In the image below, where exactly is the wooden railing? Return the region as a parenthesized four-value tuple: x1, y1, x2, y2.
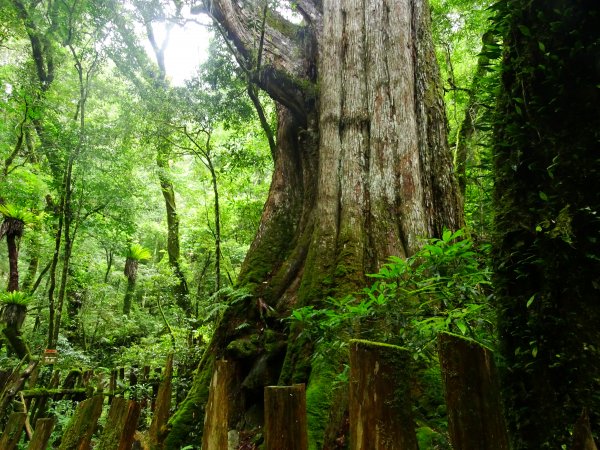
(0, 355, 175, 449)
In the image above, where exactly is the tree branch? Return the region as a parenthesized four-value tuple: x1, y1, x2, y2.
(203, 0, 314, 118)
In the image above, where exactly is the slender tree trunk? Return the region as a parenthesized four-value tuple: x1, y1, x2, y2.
(167, 1, 463, 447)
(207, 158, 221, 294)
(157, 146, 191, 314)
(123, 277, 136, 316)
(47, 190, 65, 348)
(104, 249, 113, 283)
(6, 234, 19, 292)
(21, 247, 39, 292)
(52, 159, 74, 348)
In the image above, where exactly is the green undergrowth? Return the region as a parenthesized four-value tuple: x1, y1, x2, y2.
(290, 229, 495, 448)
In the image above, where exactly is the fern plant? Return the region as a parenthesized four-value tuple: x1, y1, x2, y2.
(0, 291, 32, 306)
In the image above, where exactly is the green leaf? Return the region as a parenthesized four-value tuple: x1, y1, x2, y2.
(518, 25, 531, 36)
(526, 294, 535, 308)
(538, 41, 546, 52)
(456, 319, 468, 335)
(539, 191, 548, 201)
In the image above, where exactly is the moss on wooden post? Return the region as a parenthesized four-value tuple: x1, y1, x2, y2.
(0, 412, 26, 449)
(149, 354, 173, 450)
(97, 397, 141, 450)
(264, 384, 308, 450)
(571, 409, 598, 450)
(349, 339, 418, 450)
(201, 360, 241, 450)
(27, 418, 55, 450)
(438, 332, 509, 450)
(58, 394, 103, 450)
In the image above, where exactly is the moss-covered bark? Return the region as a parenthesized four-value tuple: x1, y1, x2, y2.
(493, 1, 600, 448)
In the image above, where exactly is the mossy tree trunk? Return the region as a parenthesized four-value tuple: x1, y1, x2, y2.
(493, 1, 600, 448)
(6, 232, 20, 292)
(157, 143, 191, 315)
(168, 0, 463, 447)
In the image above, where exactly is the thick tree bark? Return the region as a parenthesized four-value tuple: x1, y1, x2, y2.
(493, 1, 600, 448)
(168, 0, 462, 447)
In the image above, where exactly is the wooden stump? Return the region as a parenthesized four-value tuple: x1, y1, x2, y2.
(149, 354, 173, 449)
(264, 384, 308, 450)
(571, 409, 598, 450)
(0, 412, 26, 449)
(349, 339, 418, 450)
(438, 332, 509, 450)
(97, 397, 142, 450)
(27, 418, 55, 450)
(202, 360, 240, 450)
(58, 394, 104, 450)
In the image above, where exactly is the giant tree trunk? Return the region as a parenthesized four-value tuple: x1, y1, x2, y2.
(167, 0, 463, 447)
(493, 1, 600, 448)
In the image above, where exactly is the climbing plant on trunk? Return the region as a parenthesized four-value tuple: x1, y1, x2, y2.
(167, 0, 463, 447)
(493, 0, 600, 448)
(123, 243, 151, 316)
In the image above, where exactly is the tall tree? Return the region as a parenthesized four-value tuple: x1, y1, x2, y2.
(493, 0, 600, 448)
(123, 243, 151, 315)
(114, 0, 192, 315)
(168, 0, 463, 447)
(0, 203, 33, 292)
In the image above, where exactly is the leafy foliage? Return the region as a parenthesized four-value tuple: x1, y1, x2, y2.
(126, 243, 152, 262)
(291, 229, 495, 358)
(0, 290, 32, 306)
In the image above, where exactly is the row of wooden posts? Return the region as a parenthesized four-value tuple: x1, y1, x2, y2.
(203, 332, 598, 450)
(2, 333, 597, 449)
(0, 355, 175, 449)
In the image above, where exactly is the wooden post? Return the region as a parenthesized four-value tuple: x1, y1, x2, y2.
(0, 412, 26, 449)
(264, 384, 308, 450)
(571, 409, 598, 450)
(141, 366, 150, 410)
(0, 370, 11, 392)
(97, 397, 142, 450)
(148, 354, 173, 449)
(109, 369, 117, 404)
(0, 360, 38, 426)
(31, 369, 60, 424)
(58, 394, 104, 450)
(60, 370, 82, 400)
(24, 364, 40, 411)
(27, 418, 55, 450)
(349, 339, 418, 450)
(202, 360, 240, 450)
(438, 332, 510, 450)
(150, 367, 162, 413)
